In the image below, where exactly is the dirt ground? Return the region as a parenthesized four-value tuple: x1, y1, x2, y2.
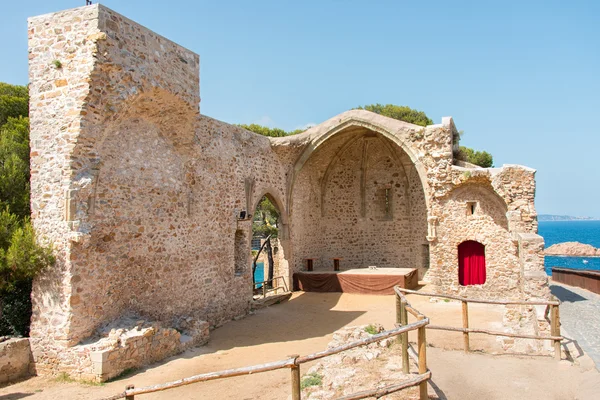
(1, 291, 599, 400)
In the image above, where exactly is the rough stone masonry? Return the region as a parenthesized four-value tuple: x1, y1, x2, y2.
(26, 4, 551, 380)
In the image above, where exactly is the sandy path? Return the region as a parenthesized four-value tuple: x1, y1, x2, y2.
(1, 291, 598, 399)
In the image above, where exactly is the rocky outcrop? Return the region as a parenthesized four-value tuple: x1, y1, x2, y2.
(301, 324, 419, 399)
(545, 242, 600, 257)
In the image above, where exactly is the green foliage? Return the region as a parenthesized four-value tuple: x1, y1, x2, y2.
(54, 371, 104, 386)
(301, 372, 323, 389)
(0, 83, 28, 127)
(364, 324, 379, 335)
(1, 221, 55, 292)
(355, 104, 433, 127)
(0, 278, 33, 336)
(0, 82, 54, 337)
(238, 123, 306, 137)
(238, 124, 288, 137)
(52, 60, 62, 69)
(455, 146, 494, 168)
(0, 117, 31, 218)
(252, 196, 280, 238)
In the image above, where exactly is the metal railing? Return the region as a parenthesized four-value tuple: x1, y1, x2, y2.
(253, 275, 289, 298)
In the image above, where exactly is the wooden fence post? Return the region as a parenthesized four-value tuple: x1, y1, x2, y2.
(395, 294, 401, 344)
(290, 355, 301, 400)
(462, 300, 470, 353)
(400, 299, 409, 374)
(551, 304, 561, 360)
(262, 283, 267, 298)
(417, 316, 428, 400)
(125, 385, 135, 400)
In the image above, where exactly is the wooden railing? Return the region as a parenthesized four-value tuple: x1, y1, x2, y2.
(395, 287, 563, 360)
(253, 275, 289, 298)
(102, 294, 431, 400)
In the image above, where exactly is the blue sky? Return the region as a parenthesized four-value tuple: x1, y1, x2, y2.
(1, 0, 599, 217)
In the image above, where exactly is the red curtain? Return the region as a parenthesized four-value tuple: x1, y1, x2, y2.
(458, 241, 486, 285)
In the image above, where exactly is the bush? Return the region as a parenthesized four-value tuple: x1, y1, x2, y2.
(0, 278, 33, 336)
(0, 219, 54, 336)
(301, 372, 323, 389)
(364, 324, 379, 335)
(355, 104, 433, 127)
(455, 146, 494, 168)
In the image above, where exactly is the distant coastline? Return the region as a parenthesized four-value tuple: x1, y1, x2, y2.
(538, 214, 599, 221)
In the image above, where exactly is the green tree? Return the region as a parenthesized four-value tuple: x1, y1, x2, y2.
(251, 196, 280, 288)
(0, 83, 29, 127)
(0, 116, 31, 218)
(0, 82, 54, 336)
(238, 123, 306, 137)
(455, 146, 494, 168)
(356, 104, 494, 167)
(355, 104, 433, 126)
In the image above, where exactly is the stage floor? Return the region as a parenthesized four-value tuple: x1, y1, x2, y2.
(293, 267, 418, 295)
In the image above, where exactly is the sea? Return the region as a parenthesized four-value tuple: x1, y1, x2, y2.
(254, 261, 265, 288)
(539, 220, 600, 275)
(252, 221, 600, 281)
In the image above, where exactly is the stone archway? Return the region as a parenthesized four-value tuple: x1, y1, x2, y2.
(250, 192, 292, 294)
(288, 124, 429, 277)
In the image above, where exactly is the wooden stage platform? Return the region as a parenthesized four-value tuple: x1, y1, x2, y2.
(293, 267, 418, 295)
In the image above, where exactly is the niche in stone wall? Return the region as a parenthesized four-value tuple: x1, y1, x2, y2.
(234, 229, 247, 275)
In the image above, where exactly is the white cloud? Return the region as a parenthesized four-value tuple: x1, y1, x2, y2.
(294, 122, 317, 131)
(253, 116, 277, 128)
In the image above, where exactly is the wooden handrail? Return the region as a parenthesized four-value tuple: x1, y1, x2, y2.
(296, 318, 428, 364)
(394, 287, 426, 318)
(395, 286, 563, 360)
(427, 325, 563, 341)
(102, 316, 430, 400)
(397, 287, 560, 306)
(101, 357, 297, 400)
(336, 371, 431, 400)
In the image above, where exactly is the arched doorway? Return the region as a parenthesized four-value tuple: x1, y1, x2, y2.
(289, 125, 429, 275)
(458, 241, 486, 286)
(251, 194, 290, 297)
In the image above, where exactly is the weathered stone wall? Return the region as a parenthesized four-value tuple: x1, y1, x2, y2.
(27, 3, 550, 378)
(428, 182, 519, 299)
(0, 338, 32, 384)
(28, 4, 290, 379)
(289, 127, 428, 275)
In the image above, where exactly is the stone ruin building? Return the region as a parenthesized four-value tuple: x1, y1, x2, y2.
(26, 4, 550, 381)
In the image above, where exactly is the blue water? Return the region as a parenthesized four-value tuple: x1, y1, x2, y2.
(538, 220, 600, 275)
(254, 261, 264, 288)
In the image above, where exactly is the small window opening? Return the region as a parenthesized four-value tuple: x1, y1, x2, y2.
(466, 201, 477, 216)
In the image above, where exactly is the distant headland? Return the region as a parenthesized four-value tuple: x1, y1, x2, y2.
(545, 241, 600, 257)
(538, 214, 599, 221)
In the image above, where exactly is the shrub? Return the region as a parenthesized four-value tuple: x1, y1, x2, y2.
(355, 104, 433, 127)
(301, 372, 323, 389)
(0, 219, 55, 336)
(364, 324, 379, 335)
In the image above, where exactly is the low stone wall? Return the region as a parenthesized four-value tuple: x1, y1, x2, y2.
(30, 315, 210, 382)
(87, 316, 209, 382)
(0, 338, 32, 384)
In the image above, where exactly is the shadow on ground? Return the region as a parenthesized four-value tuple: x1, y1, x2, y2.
(0, 393, 34, 400)
(550, 284, 587, 303)
(181, 291, 365, 358)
